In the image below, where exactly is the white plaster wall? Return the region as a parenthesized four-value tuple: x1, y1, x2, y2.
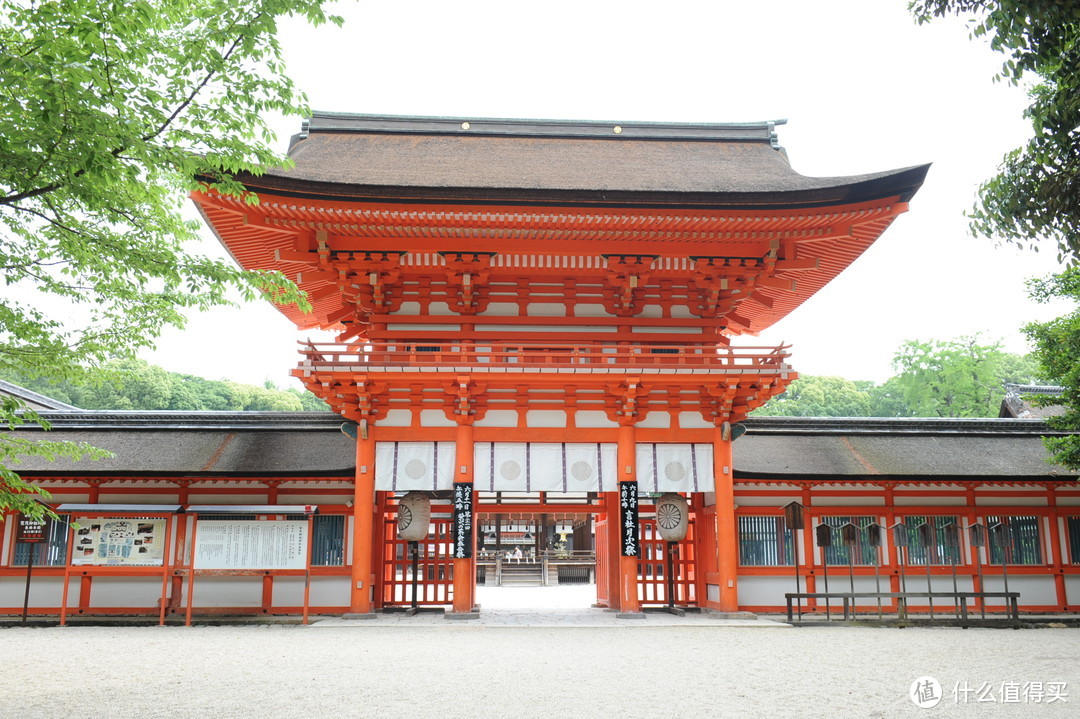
(479, 303, 518, 317)
(526, 410, 567, 428)
(571, 304, 608, 318)
(281, 495, 349, 505)
(734, 495, 802, 507)
(735, 576, 792, 607)
(392, 301, 421, 315)
(98, 493, 179, 504)
(894, 495, 966, 506)
(0, 521, 12, 567)
(187, 495, 266, 505)
(419, 409, 456, 427)
(190, 577, 263, 607)
(632, 325, 702, 334)
(1065, 576, 1080, 605)
(473, 410, 518, 428)
(526, 303, 566, 316)
(379, 409, 413, 427)
(0, 577, 74, 608)
(387, 322, 459, 331)
(635, 412, 670, 429)
(678, 412, 713, 429)
(811, 495, 886, 507)
(979, 575, 1057, 606)
(87, 578, 164, 608)
(635, 305, 663, 318)
(475, 324, 614, 334)
(272, 576, 350, 607)
(574, 411, 617, 429)
(975, 496, 1048, 507)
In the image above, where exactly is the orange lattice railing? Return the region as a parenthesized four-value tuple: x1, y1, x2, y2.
(297, 341, 792, 375)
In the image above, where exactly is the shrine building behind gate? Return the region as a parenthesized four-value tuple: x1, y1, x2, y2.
(19, 114, 1080, 619)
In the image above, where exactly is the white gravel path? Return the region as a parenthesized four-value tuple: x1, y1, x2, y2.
(1, 621, 1077, 719)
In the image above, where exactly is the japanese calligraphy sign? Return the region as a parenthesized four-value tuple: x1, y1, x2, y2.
(619, 481, 640, 557)
(16, 515, 47, 544)
(194, 520, 308, 570)
(452, 483, 474, 559)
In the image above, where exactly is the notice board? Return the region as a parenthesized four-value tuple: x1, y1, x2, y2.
(72, 518, 167, 566)
(194, 520, 308, 570)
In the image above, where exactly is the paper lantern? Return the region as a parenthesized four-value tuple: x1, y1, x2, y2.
(654, 493, 689, 542)
(397, 492, 431, 542)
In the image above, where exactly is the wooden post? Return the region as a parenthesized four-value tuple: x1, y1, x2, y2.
(713, 423, 739, 612)
(617, 423, 640, 614)
(452, 421, 476, 614)
(350, 427, 376, 614)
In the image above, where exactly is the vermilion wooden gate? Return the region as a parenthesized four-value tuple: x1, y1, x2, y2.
(379, 514, 456, 607)
(638, 517, 698, 606)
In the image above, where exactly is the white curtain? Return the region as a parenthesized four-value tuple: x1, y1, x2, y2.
(474, 443, 617, 492)
(635, 443, 713, 493)
(375, 442, 457, 491)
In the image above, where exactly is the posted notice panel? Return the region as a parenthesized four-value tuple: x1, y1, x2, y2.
(194, 520, 309, 570)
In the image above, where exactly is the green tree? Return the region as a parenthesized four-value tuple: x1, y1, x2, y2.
(0, 0, 342, 517)
(754, 376, 873, 417)
(911, 2, 1080, 260)
(1023, 268, 1080, 467)
(890, 336, 1040, 417)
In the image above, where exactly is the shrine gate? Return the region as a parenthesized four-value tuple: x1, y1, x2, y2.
(192, 113, 928, 615)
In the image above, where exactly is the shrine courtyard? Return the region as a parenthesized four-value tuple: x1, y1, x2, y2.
(1, 620, 1075, 717)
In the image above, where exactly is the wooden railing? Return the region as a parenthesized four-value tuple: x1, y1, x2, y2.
(296, 341, 793, 373)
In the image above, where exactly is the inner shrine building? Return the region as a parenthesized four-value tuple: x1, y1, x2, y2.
(191, 112, 929, 615)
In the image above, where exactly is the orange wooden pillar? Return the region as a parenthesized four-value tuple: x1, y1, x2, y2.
(617, 423, 641, 614)
(601, 490, 622, 609)
(713, 422, 739, 612)
(350, 427, 377, 614)
(452, 421, 477, 614)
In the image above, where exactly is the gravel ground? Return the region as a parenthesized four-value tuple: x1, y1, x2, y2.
(1, 622, 1077, 718)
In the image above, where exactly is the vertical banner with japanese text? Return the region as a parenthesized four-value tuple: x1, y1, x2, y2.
(619, 481, 640, 557)
(16, 515, 47, 544)
(453, 483, 474, 559)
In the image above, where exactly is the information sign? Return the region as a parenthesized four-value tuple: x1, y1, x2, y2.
(452, 483, 474, 559)
(619, 481, 640, 557)
(72, 518, 166, 566)
(194, 520, 308, 570)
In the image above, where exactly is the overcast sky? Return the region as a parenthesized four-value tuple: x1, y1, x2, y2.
(144, 0, 1070, 386)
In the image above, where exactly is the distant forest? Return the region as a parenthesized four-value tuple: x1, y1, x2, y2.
(753, 336, 1046, 418)
(2, 335, 1047, 417)
(2, 359, 329, 412)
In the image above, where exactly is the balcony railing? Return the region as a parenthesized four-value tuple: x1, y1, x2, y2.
(296, 341, 793, 375)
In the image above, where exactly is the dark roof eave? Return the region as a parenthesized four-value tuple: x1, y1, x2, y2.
(734, 472, 1080, 483)
(226, 164, 930, 211)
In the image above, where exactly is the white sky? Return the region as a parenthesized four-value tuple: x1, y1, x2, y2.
(143, 0, 1070, 386)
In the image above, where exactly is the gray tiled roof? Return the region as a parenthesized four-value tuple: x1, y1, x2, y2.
(241, 113, 930, 208)
(8, 412, 1074, 481)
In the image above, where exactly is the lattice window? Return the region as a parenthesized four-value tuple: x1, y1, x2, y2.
(1067, 517, 1080, 564)
(738, 515, 794, 566)
(900, 515, 963, 566)
(986, 515, 1043, 566)
(820, 516, 878, 566)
